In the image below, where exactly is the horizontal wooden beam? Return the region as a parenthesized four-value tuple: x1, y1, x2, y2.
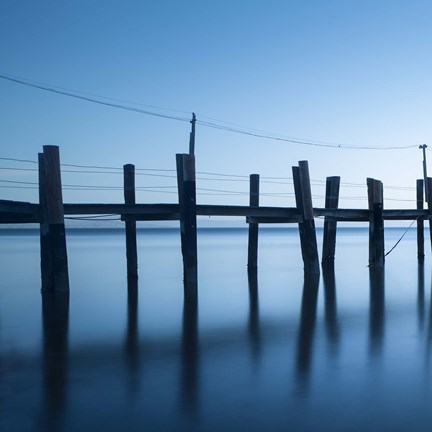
(314, 208, 368, 218)
(121, 214, 179, 221)
(63, 203, 179, 215)
(0, 199, 40, 215)
(246, 216, 301, 224)
(248, 208, 430, 224)
(1, 199, 431, 224)
(0, 213, 40, 223)
(315, 208, 429, 220)
(64, 203, 302, 218)
(197, 204, 300, 218)
(383, 209, 428, 219)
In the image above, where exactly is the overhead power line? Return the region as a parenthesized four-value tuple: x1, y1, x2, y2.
(0, 73, 190, 123)
(196, 119, 418, 150)
(0, 159, 418, 192)
(0, 157, 176, 172)
(0, 72, 420, 151)
(0, 156, 38, 164)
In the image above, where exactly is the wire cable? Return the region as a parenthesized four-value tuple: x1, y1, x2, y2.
(0, 73, 190, 123)
(196, 119, 419, 151)
(385, 217, 419, 257)
(65, 216, 121, 221)
(0, 72, 421, 151)
(0, 164, 416, 193)
(0, 156, 37, 164)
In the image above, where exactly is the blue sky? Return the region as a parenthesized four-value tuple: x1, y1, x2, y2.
(1, 0, 432, 210)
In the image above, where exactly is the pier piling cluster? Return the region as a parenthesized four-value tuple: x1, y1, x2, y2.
(1, 146, 431, 293)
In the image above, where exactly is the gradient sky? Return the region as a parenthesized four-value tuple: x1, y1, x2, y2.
(1, 0, 432, 211)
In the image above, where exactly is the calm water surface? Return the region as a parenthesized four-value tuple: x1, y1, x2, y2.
(1, 227, 432, 431)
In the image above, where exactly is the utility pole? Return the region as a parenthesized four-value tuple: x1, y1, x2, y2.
(419, 144, 428, 202)
(189, 113, 196, 156)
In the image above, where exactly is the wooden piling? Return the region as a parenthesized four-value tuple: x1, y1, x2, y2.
(39, 153, 52, 290)
(176, 153, 198, 295)
(322, 176, 340, 266)
(124, 164, 138, 280)
(247, 174, 260, 268)
(9, 146, 432, 281)
(293, 161, 320, 274)
(39, 146, 69, 291)
(417, 179, 424, 261)
(292, 167, 306, 263)
(427, 177, 432, 253)
(176, 154, 186, 258)
(367, 178, 384, 267)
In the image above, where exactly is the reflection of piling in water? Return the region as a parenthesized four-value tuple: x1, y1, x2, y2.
(125, 277, 139, 393)
(40, 291, 69, 430)
(322, 266, 339, 356)
(247, 268, 261, 363)
(418, 263, 425, 332)
(295, 273, 320, 392)
(426, 273, 432, 363)
(181, 290, 199, 414)
(369, 268, 385, 356)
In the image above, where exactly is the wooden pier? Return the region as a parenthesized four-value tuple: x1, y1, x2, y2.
(1, 145, 431, 293)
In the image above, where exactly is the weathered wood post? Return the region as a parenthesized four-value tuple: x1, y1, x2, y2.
(123, 164, 138, 280)
(39, 153, 51, 290)
(176, 153, 198, 296)
(38, 146, 69, 292)
(322, 176, 340, 266)
(427, 177, 432, 253)
(176, 154, 186, 259)
(247, 174, 260, 269)
(417, 179, 425, 261)
(367, 178, 384, 267)
(292, 161, 320, 274)
(292, 166, 307, 265)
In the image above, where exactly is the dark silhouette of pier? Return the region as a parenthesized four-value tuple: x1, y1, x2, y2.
(1, 145, 431, 295)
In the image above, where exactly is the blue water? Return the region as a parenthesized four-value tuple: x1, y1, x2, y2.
(1, 227, 432, 431)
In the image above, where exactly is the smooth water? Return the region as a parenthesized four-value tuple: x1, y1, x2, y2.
(1, 227, 432, 431)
